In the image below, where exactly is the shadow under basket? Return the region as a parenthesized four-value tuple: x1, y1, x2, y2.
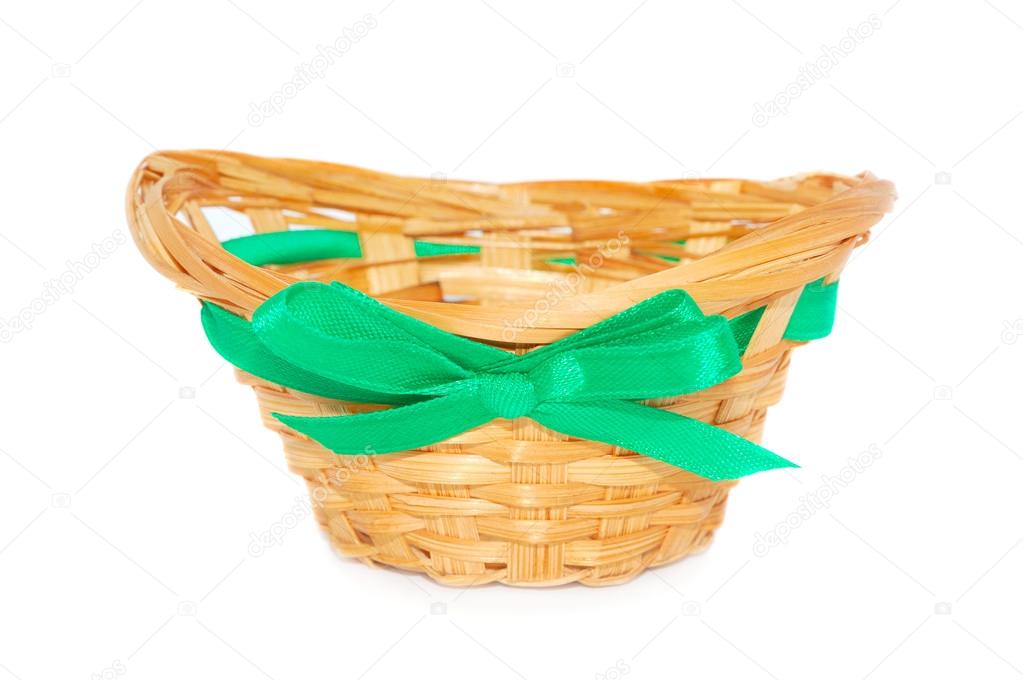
(127, 151, 894, 586)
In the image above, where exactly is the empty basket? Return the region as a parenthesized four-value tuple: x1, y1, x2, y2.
(127, 151, 893, 586)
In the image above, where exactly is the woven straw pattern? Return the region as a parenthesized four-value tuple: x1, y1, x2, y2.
(127, 150, 893, 586)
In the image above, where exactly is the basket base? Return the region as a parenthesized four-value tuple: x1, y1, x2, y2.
(304, 472, 735, 587)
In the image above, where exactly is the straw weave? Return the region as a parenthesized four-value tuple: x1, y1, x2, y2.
(127, 151, 894, 586)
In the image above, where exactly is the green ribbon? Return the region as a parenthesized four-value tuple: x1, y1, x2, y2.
(222, 229, 479, 266)
(205, 229, 838, 480)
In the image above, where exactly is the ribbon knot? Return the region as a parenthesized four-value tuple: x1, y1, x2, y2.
(199, 279, 838, 481)
(469, 372, 538, 419)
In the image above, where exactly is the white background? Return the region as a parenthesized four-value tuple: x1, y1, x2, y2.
(1, 1, 1022, 678)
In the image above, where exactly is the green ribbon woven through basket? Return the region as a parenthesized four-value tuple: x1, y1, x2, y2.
(202, 229, 839, 481)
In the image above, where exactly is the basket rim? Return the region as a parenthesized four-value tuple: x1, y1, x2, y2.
(126, 149, 895, 342)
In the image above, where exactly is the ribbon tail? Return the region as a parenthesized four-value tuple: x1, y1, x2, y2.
(273, 391, 493, 455)
(533, 401, 797, 481)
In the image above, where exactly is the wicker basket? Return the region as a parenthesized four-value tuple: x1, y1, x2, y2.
(127, 151, 894, 586)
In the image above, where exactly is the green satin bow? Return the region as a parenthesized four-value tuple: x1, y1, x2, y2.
(201, 276, 838, 481)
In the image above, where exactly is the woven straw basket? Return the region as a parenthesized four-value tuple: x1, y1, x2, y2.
(127, 151, 894, 586)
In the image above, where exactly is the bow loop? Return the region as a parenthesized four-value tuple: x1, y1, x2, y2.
(252, 282, 483, 395)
